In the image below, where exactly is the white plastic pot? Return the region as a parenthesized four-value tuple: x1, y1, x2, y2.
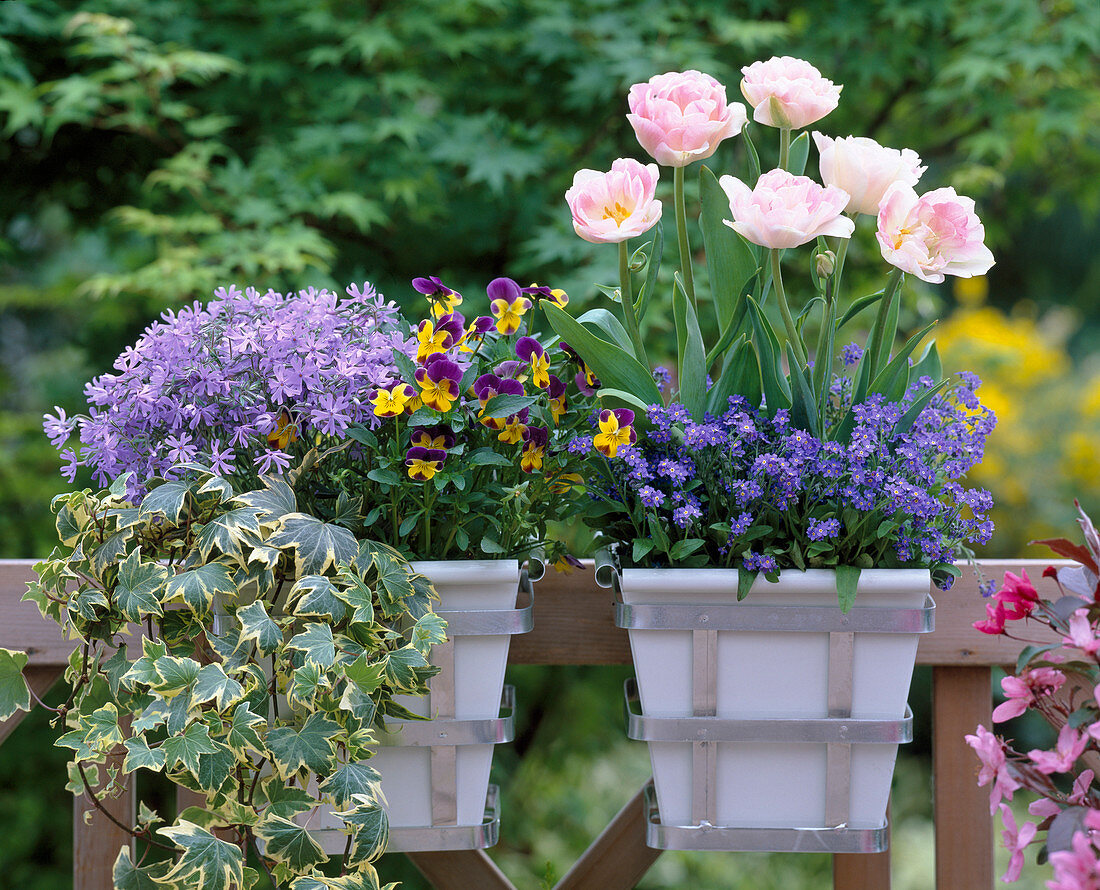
(616, 567, 931, 837)
(310, 559, 523, 849)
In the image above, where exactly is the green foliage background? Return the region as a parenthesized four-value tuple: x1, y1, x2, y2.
(1, 0, 1098, 886)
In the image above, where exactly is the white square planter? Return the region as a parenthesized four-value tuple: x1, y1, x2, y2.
(607, 566, 934, 852)
(309, 559, 531, 852)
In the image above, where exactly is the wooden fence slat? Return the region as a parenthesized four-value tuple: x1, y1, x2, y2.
(833, 805, 889, 890)
(406, 850, 517, 890)
(554, 786, 661, 890)
(74, 753, 134, 890)
(933, 666, 994, 890)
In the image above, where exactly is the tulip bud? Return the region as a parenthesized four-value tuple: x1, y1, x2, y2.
(815, 250, 836, 279)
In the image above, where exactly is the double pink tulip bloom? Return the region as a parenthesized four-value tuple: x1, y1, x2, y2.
(813, 132, 926, 216)
(876, 183, 996, 283)
(565, 158, 662, 244)
(741, 56, 841, 130)
(720, 168, 854, 250)
(627, 70, 747, 167)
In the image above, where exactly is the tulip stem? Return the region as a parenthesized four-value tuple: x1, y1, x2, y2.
(770, 248, 807, 367)
(832, 235, 850, 301)
(619, 240, 649, 367)
(779, 127, 791, 171)
(673, 165, 697, 310)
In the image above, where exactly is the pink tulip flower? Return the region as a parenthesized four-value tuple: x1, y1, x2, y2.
(740, 56, 841, 130)
(812, 132, 926, 216)
(565, 158, 662, 245)
(719, 168, 854, 250)
(876, 183, 995, 283)
(626, 70, 748, 167)
(999, 803, 1037, 883)
(1029, 724, 1088, 775)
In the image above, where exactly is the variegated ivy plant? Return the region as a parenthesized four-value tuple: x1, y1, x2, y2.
(19, 458, 446, 890)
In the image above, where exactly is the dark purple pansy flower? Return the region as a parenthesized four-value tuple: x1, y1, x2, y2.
(486, 277, 521, 303)
(415, 357, 462, 386)
(515, 336, 545, 362)
(547, 375, 566, 399)
(523, 425, 549, 449)
(474, 373, 502, 401)
(436, 311, 466, 342)
(495, 360, 526, 379)
(412, 276, 453, 296)
(521, 284, 553, 298)
(560, 342, 580, 362)
(410, 425, 457, 450)
(470, 316, 494, 334)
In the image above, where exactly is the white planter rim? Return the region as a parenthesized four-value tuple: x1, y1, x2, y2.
(617, 566, 931, 598)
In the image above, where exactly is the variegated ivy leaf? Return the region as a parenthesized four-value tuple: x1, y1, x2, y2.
(235, 475, 297, 522)
(123, 736, 167, 774)
(195, 507, 263, 563)
(290, 870, 388, 890)
(124, 637, 169, 687)
(254, 814, 328, 871)
(410, 612, 448, 657)
(333, 572, 375, 625)
(89, 529, 133, 577)
(0, 648, 31, 721)
(265, 712, 340, 777)
(267, 514, 358, 577)
(193, 743, 236, 794)
(150, 655, 200, 697)
(224, 703, 265, 757)
(70, 585, 109, 622)
(288, 661, 330, 708)
(332, 491, 363, 529)
(319, 762, 381, 808)
(102, 646, 130, 698)
(405, 571, 436, 620)
(163, 721, 221, 776)
(84, 702, 124, 752)
(260, 775, 315, 819)
(158, 820, 244, 890)
(354, 540, 404, 573)
(291, 575, 347, 622)
(381, 646, 431, 692)
(132, 700, 169, 734)
(138, 480, 192, 524)
(287, 623, 336, 668)
(197, 474, 235, 502)
(165, 563, 237, 615)
(113, 550, 169, 622)
(339, 682, 378, 728)
(334, 793, 389, 866)
(193, 663, 245, 712)
(371, 556, 414, 619)
(209, 622, 252, 674)
(112, 848, 172, 890)
(236, 600, 283, 654)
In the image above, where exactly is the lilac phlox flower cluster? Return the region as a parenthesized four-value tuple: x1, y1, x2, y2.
(45, 282, 411, 496)
(606, 374, 995, 579)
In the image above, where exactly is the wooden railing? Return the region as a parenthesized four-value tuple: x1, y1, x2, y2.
(0, 558, 1064, 890)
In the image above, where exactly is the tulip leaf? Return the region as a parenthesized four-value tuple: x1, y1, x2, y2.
(868, 320, 939, 402)
(673, 272, 708, 420)
(706, 336, 762, 416)
(746, 296, 791, 416)
(785, 342, 820, 437)
(635, 221, 663, 321)
(596, 387, 653, 414)
(543, 303, 663, 406)
(911, 339, 943, 383)
(699, 164, 758, 336)
(577, 308, 633, 353)
(743, 127, 762, 184)
(836, 289, 885, 332)
(789, 131, 810, 176)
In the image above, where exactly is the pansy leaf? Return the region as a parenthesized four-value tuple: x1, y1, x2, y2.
(157, 821, 244, 890)
(138, 480, 192, 523)
(255, 814, 328, 871)
(193, 663, 245, 712)
(112, 849, 172, 890)
(468, 447, 511, 468)
(319, 763, 382, 809)
(114, 550, 168, 622)
(236, 600, 283, 654)
(165, 563, 237, 615)
(123, 736, 167, 774)
(291, 575, 348, 622)
(265, 712, 340, 777)
(163, 721, 221, 777)
(0, 648, 30, 722)
(225, 703, 266, 757)
(268, 514, 358, 576)
(482, 393, 538, 419)
(288, 623, 336, 668)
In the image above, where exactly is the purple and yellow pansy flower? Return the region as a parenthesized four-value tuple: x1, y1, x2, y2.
(487, 277, 532, 335)
(593, 408, 636, 458)
(547, 375, 568, 424)
(405, 445, 446, 481)
(266, 407, 298, 449)
(474, 374, 524, 430)
(415, 355, 463, 412)
(515, 336, 550, 389)
(520, 425, 548, 473)
(370, 382, 415, 418)
(415, 319, 454, 363)
(413, 276, 463, 319)
(459, 316, 494, 353)
(523, 282, 569, 308)
(410, 424, 456, 450)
